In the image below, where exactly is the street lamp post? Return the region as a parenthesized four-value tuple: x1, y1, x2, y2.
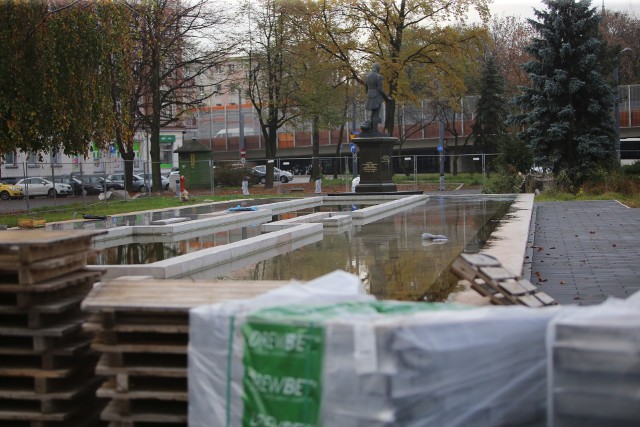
(614, 47, 632, 163)
(238, 89, 245, 163)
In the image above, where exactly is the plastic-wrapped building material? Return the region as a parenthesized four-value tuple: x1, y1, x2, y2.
(189, 270, 561, 427)
(548, 292, 640, 427)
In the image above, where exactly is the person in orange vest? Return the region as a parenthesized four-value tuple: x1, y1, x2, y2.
(180, 175, 189, 202)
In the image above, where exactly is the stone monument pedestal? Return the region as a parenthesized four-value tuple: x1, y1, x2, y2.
(354, 132, 397, 193)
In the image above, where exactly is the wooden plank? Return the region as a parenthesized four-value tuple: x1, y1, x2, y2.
(97, 378, 188, 401)
(82, 279, 291, 312)
(498, 279, 532, 296)
(0, 293, 86, 316)
(0, 376, 102, 400)
(0, 315, 84, 337)
(450, 257, 480, 282)
(478, 266, 517, 282)
(517, 279, 538, 293)
(534, 291, 557, 306)
(92, 339, 187, 355)
(0, 252, 88, 286)
(0, 330, 93, 356)
(100, 399, 187, 424)
(0, 269, 103, 295)
(517, 294, 544, 308)
(0, 230, 104, 264)
(459, 253, 502, 267)
(0, 350, 97, 376)
(95, 355, 186, 378)
(84, 320, 189, 335)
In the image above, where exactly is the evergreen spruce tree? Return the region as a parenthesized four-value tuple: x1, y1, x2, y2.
(514, 0, 616, 184)
(472, 55, 508, 155)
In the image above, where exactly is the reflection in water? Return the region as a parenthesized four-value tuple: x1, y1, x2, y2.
(89, 226, 262, 265)
(216, 196, 514, 302)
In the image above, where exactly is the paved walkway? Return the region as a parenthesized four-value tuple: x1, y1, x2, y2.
(526, 200, 640, 305)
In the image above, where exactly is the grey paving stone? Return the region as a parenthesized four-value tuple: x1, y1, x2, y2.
(529, 201, 640, 306)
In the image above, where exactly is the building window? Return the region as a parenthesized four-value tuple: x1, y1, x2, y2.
(160, 145, 173, 167)
(27, 151, 38, 167)
(3, 151, 16, 166)
(92, 147, 105, 172)
(51, 151, 62, 166)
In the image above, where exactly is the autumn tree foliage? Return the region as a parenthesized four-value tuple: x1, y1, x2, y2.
(514, 0, 616, 184)
(242, 0, 305, 188)
(600, 9, 640, 85)
(488, 15, 535, 94)
(0, 2, 120, 159)
(305, 0, 491, 136)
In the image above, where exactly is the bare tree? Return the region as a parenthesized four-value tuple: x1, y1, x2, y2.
(243, 0, 302, 188)
(116, 0, 236, 192)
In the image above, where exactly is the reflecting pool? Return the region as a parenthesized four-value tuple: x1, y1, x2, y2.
(199, 195, 515, 302)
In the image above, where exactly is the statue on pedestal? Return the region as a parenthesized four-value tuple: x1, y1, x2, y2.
(361, 63, 392, 133)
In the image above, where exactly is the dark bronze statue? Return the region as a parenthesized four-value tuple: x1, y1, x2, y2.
(361, 63, 392, 132)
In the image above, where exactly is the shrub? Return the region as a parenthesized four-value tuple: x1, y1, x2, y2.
(622, 161, 640, 176)
(484, 166, 524, 194)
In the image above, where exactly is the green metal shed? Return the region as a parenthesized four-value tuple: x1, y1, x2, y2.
(173, 138, 212, 189)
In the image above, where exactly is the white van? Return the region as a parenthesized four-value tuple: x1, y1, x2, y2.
(214, 128, 256, 138)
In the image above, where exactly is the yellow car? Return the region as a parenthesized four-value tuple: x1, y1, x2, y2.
(0, 182, 24, 200)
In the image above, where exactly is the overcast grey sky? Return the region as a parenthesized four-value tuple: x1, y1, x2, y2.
(489, 0, 639, 20)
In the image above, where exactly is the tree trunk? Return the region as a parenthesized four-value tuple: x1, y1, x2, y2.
(149, 40, 162, 193)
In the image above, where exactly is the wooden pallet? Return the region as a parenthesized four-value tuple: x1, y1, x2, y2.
(451, 253, 557, 307)
(82, 277, 292, 426)
(0, 252, 89, 286)
(0, 230, 104, 265)
(0, 231, 106, 426)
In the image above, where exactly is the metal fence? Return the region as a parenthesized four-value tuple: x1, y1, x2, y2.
(2, 153, 504, 214)
(192, 85, 640, 153)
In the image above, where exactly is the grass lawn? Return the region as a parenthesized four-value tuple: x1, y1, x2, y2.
(0, 193, 275, 229)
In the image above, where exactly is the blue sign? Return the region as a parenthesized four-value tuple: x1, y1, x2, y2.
(437, 144, 443, 153)
(350, 143, 358, 154)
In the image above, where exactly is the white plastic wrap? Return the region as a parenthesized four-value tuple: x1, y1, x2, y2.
(547, 292, 640, 427)
(189, 269, 563, 427)
(188, 270, 375, 427)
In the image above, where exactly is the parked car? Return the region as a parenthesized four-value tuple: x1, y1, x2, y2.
(82, 175, 123, 191)
(214, 165, 262, 187)
(0, 182, 24, 200)
(0, 177, 19, 185)
(107, 174, 148, 192)
(53, 176, 103, 196)
(252, 165, 294, 183)
(15, 177, 73, 198)
(140, 173, 170, 190)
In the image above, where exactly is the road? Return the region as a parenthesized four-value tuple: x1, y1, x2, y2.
(0, 175, 314, 215)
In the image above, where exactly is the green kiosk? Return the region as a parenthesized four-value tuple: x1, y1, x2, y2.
(173, 138, 212, 190)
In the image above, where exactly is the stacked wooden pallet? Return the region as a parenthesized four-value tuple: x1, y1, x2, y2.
(81, 278, 290, 427)
(0, 230, 105, 426)
(451, 252, 557, 307)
